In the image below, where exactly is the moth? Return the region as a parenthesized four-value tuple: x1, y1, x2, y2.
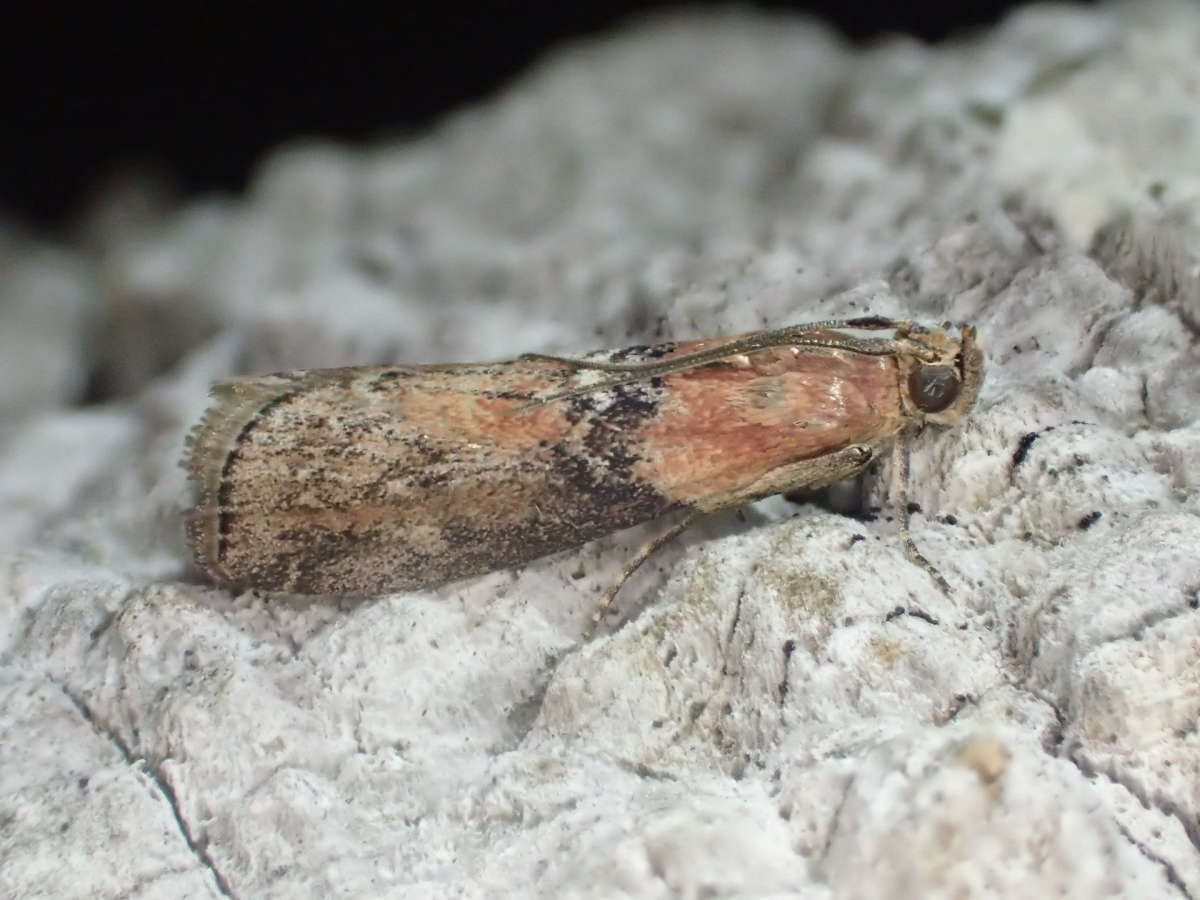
(184, 316, 983, 633)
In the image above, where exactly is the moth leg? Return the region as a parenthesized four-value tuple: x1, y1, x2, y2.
(584, 510, 701, 639)
(890, 436, 952, 594)
(585, 444, 875, 638)
(695, 444, 876, 513)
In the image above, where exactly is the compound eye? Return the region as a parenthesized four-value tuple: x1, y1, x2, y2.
(909, 365, 960, 413)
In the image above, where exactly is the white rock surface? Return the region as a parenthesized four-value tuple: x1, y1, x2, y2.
(2, 2, 1199, 898)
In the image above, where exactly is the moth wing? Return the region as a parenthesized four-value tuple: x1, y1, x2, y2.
(182, 359, 641, 594)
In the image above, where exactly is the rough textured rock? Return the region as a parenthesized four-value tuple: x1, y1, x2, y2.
(2, 2, 1198, 898)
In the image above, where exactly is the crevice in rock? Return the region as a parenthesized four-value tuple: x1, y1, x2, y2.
(1113, 820, 1195, 900)
(1122, 597, 1200, 639)
(1071, 751, 1200, 862)
(504, 658, 557, 749)
(56, 681, 237, 900)
(724, 584, 746, 661)
(814, 773, 854, 871)
(1007, 672, 1200, 888)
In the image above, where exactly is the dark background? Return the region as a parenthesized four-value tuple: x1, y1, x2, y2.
(5, 1, 1086, 230)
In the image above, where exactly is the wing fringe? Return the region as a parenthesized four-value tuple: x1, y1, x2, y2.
(182, 373, 298, 582)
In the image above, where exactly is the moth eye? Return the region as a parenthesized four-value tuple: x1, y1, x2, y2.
(909, 365, 960, 413)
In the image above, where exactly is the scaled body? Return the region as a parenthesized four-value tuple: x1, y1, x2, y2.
(185, 319, 982, 597)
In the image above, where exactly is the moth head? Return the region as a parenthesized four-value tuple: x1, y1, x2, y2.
(902, 324, 984, 427)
